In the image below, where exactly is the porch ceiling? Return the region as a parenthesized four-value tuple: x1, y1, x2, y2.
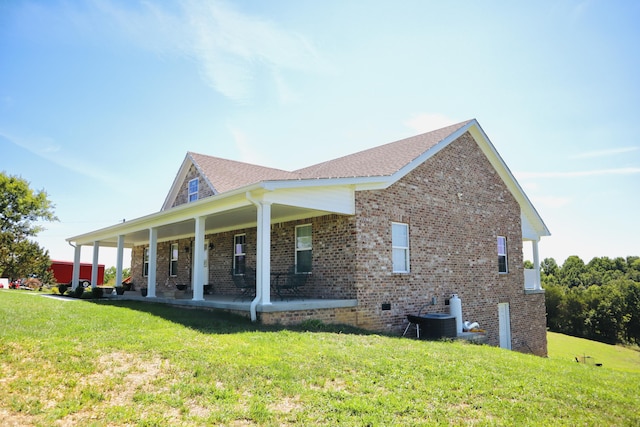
(75, 203, 331, 248)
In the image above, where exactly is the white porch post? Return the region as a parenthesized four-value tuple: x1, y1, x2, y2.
(192, 216, 205, 301)
(147, 228, 157, 298)
(115, 235, 125, 288)
(532, 239, 541, 290)
(71, 244, 81, 290)
(91, 241, 100, 289)
(256, 201, 272, 306)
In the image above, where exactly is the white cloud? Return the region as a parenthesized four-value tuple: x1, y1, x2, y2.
(516, 168, 640, 179)
(404, 113, 460, 133)
(182, 0, 327, 103)
(1, 129, 123, 187)
(571, 147, 639, 159)
(228, 126, 264, 166)
(87, 0, 326, 104)
(529, 195, 573, 208)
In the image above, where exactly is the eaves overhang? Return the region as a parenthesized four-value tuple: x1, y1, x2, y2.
(67, 179, 358, 248)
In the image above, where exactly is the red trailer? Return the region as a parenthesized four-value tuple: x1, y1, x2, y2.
(49, 260, 105, 287)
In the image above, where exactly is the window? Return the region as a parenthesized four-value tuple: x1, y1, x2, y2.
(143, 247, 149, 277)
(188, 178, 198, 202)
(233, 234, 246, 275)
(170, 243, 179, 277)
(392, 222, 410, 273)
(295, 224, 312, 273)
(497, 236, 508, 273)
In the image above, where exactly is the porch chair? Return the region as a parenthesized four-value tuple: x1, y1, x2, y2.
(275, 266, 309, 300)
(231, 267, 256, 300)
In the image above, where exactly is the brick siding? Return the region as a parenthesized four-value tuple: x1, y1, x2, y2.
(171, 164, 215, 208)
(130, 131, 547, 356)
(352, 131, 546, 355)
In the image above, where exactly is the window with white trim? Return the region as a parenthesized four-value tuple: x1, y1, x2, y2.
(295, 224, 312, 273)
(143, 247, 149, 277)
(188, 178, 198, 202)
(498, 236, 508, 273)
(170, 243, 179, 277)
(233, 234, 246, 275)
(392, 222, 410, 273)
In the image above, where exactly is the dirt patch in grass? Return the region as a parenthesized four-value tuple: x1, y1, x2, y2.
(53, 352, 170, 426)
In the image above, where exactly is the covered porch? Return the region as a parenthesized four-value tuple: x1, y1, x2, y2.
(66, 184, 359, 322)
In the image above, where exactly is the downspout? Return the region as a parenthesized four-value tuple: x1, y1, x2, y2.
(245, 192, 262, 322)
(67, 241, 80, 290)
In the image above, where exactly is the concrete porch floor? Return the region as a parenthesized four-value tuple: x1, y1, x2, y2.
(108, 291, 358, 314)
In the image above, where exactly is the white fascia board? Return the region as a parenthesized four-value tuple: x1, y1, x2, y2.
(68, 191, 252, 245)
(382, 121, 473, 189)
(161, 154, 193, 211)
(262, 185, 355, 215)
(189, 156, 218, 197)
(467, 122, 550, 239)
(262, 176, 389, 191)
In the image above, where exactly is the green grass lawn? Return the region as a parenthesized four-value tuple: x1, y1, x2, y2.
(1, 290, 639, 426)
(548, 331, 640, 373)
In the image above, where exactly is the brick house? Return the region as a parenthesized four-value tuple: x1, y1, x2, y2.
(67, 119, 550, 355)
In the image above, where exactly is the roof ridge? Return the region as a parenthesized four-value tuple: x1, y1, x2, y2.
(294, 119, 473, 179)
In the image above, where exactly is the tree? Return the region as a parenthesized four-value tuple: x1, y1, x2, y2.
(559, 256, 586, 288)
(103, 266, 131, 285)
(0, 172, 57, 280)
(540, 257, 559, 277)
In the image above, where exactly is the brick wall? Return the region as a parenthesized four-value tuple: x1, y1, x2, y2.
(352, 131, 547, 356)
(171, 164, 215, 208)
(261, 307, 358, 326)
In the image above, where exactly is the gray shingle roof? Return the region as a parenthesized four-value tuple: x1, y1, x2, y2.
(188, 153, 300, 194)
(295, 120, 471, 179)
(190, 120, 471, 194)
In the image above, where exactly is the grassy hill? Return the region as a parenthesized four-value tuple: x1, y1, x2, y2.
(548, 331, 640, 373)
(1, 290, 639, 426)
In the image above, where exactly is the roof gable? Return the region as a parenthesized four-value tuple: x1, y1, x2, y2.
(161, 152, 300, 210)
(160, 120, 549, 239)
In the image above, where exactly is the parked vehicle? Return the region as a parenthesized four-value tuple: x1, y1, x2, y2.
(49, 260, 105, 287)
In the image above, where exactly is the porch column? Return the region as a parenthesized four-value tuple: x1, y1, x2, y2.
(192, 216, 205, 301)
(115, 235, 125, 289)
(532, 239, 541, 290)
(91, 241, 100, 289)
(256, 201, 272, 305)
(147, 228, 158, 298)
(71, 244, 82, 290)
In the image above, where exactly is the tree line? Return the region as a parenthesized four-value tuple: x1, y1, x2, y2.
(0, 172, 56, 283)
(541, 255, 640, 345)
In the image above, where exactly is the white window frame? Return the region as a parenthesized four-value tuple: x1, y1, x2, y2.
(170, 243, 179, 277)
(143, 247, 149, 277)
(295, 224, 312, 273)
(233, 234, 246, 275)
(188, 178, 198, 202)
(498, 236, 508, 274)
(392, 222, 410, 273)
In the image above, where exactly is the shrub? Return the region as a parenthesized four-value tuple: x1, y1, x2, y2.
(91, 287, 104, 299)
(72, 286, 84, 298)
(57, 284, 68, 295)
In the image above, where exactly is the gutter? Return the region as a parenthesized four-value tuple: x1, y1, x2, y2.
(245, 191, 262, 322)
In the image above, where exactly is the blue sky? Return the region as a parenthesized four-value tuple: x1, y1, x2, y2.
(1, 0, 639, 269)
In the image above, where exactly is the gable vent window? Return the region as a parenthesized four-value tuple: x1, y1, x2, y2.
(497, 236, 508, 273)
(188, 178, 198, 202)
(392, 222, 410, 273)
